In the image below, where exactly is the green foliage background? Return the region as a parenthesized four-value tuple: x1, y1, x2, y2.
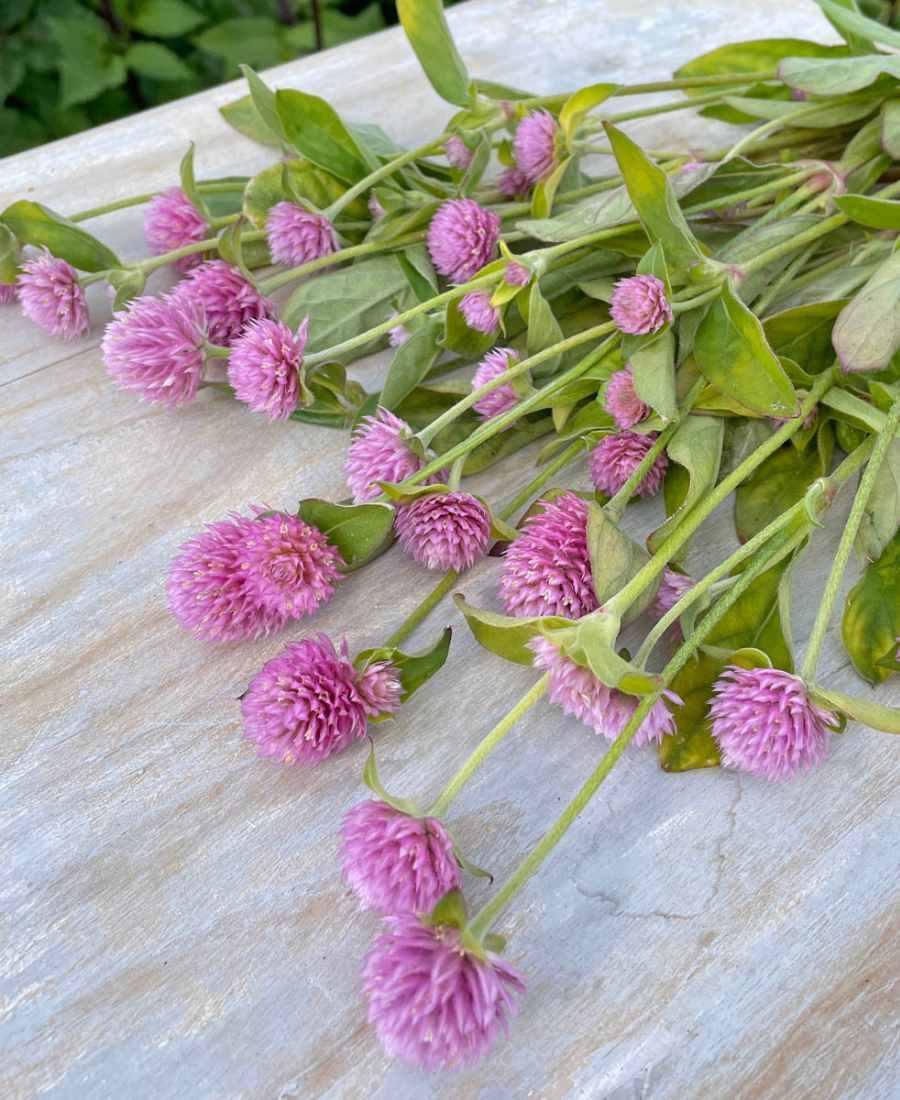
(0, 0, 438, 157)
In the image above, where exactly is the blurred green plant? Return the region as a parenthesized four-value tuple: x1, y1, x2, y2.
(0, 0, 410, 156)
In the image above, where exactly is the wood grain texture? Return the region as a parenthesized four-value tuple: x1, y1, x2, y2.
(3, 2, 898, 1098)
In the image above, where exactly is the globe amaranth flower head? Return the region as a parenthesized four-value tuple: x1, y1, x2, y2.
(102, 292, 206, 407)
(709, 665, 837, 782)
(497, 163, 532, 199)
(472, 347, 528, 426)
(445, 135, 474, 170)
(427, 198, 501, 284)
(459, 290, 499, 335)
(143, 186, 209, 273)
(387, 310, 410, 348)
(171, 259, 274, 347)
(395, 491, 491, 572)
(651, 568, 695, 638)
(499, 491, 598, 619)
(513, 109, 560, 183)
(265, 202, 339, 269)
(529, 635, 681, 745)
(166, 507, 344, 643)
(362, 911, 526, 1071)
(605, 364, 651, 430)
(17, 248, 89, 340)
(241, 634, 401, 767)
(340, 800, 460, 915)
(610, 274, 673, 336)
(227, 316, 308, 421)
(589, 431, 668, 499)
(504, 261, 531, 287)
(344, 406, 439, 503)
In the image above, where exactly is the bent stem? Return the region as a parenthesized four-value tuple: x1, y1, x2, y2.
(260, 230, 425, 295)
(428, 674, 551, 819)
(323, 138, 446, 222)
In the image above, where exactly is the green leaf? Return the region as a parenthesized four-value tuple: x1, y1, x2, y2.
(219, 95, 281, 148)
(763, 300, 849, 374)
(676, 37, 849, 88)
(722, 93, 876, 129)
(193, 18, 286, 75)
(542, 616, 660, 695)
(362, 742, 421, 815)
(856, 438, 900, 566)
(107, 266, 146, 313)
(814, 0, 876, 56)
(396, 0, 469, 107)
(443, 294, 496, 358)
(296, 499, 395, 569)
(586, 503, 654, 619)
(649, 415, 724, 556)
(778, 53, 900, 95)
(603, 122, 700, 267)
(125, 41, 192, 82)
(525, 281, 564, 373)
(812, 0, 900, 52)
(275, 89, 369, 184)
(809, 686, 900, 733)
(882, 98, 900, 159)
(132, 0, 205, 36)
(842, 523, 900, 682)
(242, 159, 360, 228)
(239, 66, 289, 147)
(531, 154, 573, 219)
(833, 251, 900, 373)
(694, 285, 799, 418)
(0, 200, 119, 272)
(428, 887, 468, 929)
(630, 326, 677, 423)
(559, 83, 618, 145)
(836, 193, 900, 230)
(453, 595, 572, 665)
(0, 224, 20, 284)
(46, 14, 127, 108)
(380, 324, 442, 410)
(178, 143, 208, 220)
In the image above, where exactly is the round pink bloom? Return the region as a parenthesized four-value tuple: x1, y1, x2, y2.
(17, 249, 89, 340)
(426, 198, 501, 284)
(513, 109, 559, 183)
(344, 407, 426, 503)
(171, 259, 274, 347)
(166, 508, 343, 643)
(143, 187, 208, 273)
(497, 164, 531, 199)
(589, 431, 668, 499)
(472, 347, 526, 425)
(387, 310, 410, 348)
(709, 666, 836, 782)
(652, 569, 695, 618)
(340, 800, 460, 915)
(504, 261, 531, 287)
(395, 492, 491, 572)
(227, 316, 308, 420)
(242, 634, 400, 767)
(368, 191, 387, 221)
(499, 491, 597, 619)
(529, 635, 680, 745)
(610, 274, 673, 336)
(102, 292, 206, 407)
(265, 201, 338, 269)
(445, 135, 474, 169)
(606, 364, 650, 429)
(0, 281, 17, 305)
(459, 290, 499, 335)
(362, 912, 526, 1071)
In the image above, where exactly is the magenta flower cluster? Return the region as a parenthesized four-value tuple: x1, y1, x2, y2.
(472, 347, 527, 425)
(344, 407, 432, 503)
(427, 198, 501, 284)
(459, 290, 499, 335)
(227, 316, 309, 420)
(513, 110, 559, 183)
(606, 364, 650, 429)
(143, 187, 208, 272)
(589, 431, 668, 499)
(395, 491, 491, 572)
(609, 274, 673, 336)
(171, 260, 273, 347)
(265, 202, 338, 269)
(17, 249, 89, 340)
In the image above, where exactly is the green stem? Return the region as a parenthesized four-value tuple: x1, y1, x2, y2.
(260, 230, 424, 295)
(428, 674, 551, 818)
(798, 395, 900, 680)
(469, 527, 796, 939)
(605, 366, 839, 618)
(497, 440, 585, 521)
(603, 88, 728, 125)
(323, 138, 446, 222)
(69, 180, 248, 223)
(514, 72, 779, 112)
(385, 570, 459, 649)
(751, 239, 821, 317)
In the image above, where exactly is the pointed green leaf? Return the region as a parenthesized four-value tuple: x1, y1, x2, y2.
(559, 83, 618, 145)
(0, 200, 120, 272)
(453, 595, 572, 665)
(396, 0, 469, 107)
(833, 251, 900, 373)
(275, 89, 370, 184)
(809, 686, 900, 734)
(836, 193, 900, 230)
(882, 98, 900, 159)
(856, 438, 900, 566)
(779, 53, 900, 95)
(842, 524, 900, 682)
(586, 503, 654, 620)
(296, 499, 395, 568)
(649, 415, 724, 556)
(428, 887, 468, 929)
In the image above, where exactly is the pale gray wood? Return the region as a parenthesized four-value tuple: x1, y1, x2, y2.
(3, 2, 897, 1098)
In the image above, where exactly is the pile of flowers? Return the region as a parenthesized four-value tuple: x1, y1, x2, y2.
(8, 0, 900, 1070)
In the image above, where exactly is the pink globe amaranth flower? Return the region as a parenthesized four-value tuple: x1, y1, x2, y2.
(362, 912, 526, 1071)
(651, 569, 695, 639)
(472, 347, 526, 425)
(445, 135, 474, 170)
(340, 800, 460, 915)
(227, 316, 308, 420)
(171, 260, 274, 347)
(426, 198, 501, 284)
(102, 292, 206, 408)
(497, 164, 531, 199)
(387, 310, 410, 348)
(344, 407, 427, 503)
(499, 491, 597, 619)
(529, 636, 680, 746)
(17, 249, 89, 340)
(0, 281, 17, 305)
(143, 187, 209, 273)
(606, 364, 650, 430)
(166, 508, 344, 643)
(265, 201, 339, 269)
(504, 261, 531, 287)
(368, 191, 387, 221)
(513, 109, 559, 183)
(242, 634, 401, 767)
(709, 666, 836, 782)
(357, 657, 404, 716)
(610, 274, 673, 336)
(395, 492, 491, 572)
(459, 290, 499, 335)
(589, 431, 668, 499)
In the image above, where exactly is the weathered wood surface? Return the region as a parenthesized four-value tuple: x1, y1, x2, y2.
(4, 2, 899, 1097)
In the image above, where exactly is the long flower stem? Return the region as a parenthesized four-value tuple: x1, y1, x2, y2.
(385, 569, 459, 649)
(497, 439, 585, 520)
(798, 395, 900, 680)
(514, 71, 779, 112)
(260, 230, 425, 295)
(324, 138, 446, 221)
(469, 527, 796, 940)
(69, 180, 248, 223)
(428, 674, 551, 818)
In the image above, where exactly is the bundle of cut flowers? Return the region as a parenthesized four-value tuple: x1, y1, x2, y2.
(9, 0, 900, 1071)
